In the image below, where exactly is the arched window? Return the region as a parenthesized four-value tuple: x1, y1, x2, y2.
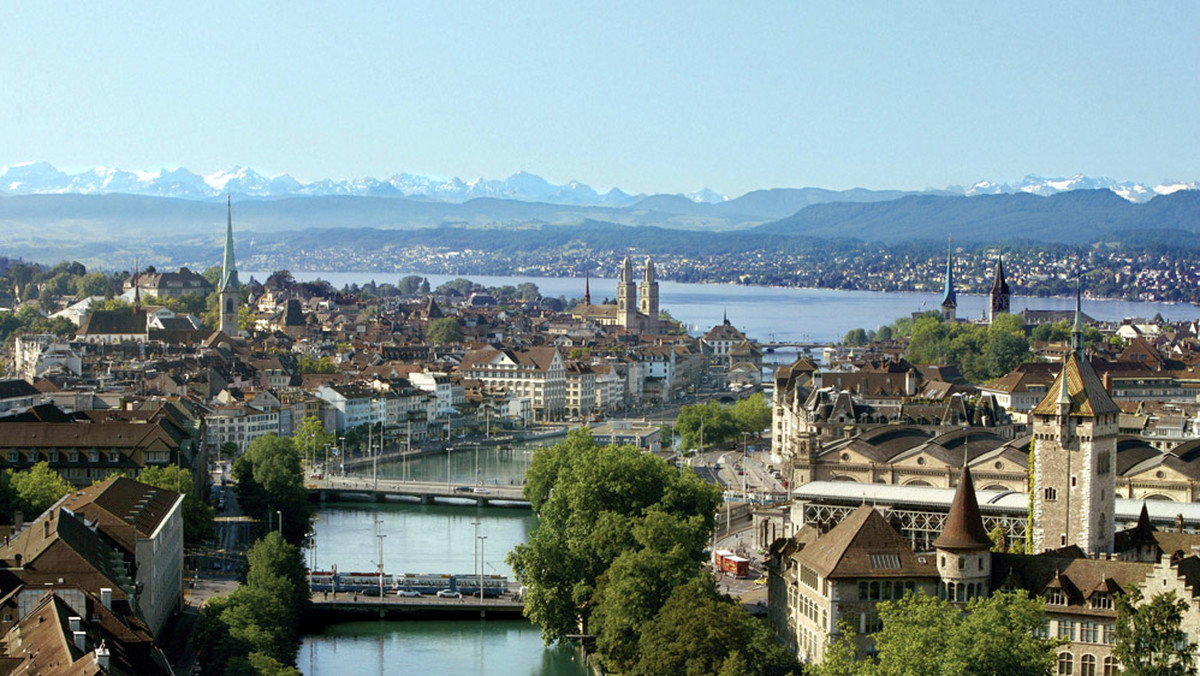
(1080, 654, 1095, 676)
(1058, 652, 1074, 675)
(1102, 656, 1116, 676)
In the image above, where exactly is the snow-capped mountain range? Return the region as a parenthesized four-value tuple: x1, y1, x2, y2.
(0, 162, 1194, 205)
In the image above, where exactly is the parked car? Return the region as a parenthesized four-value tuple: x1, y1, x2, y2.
(454, 486, 473, 492)
(397, 589, 422, 597)
(472, 487, 491, 494)
(436, 590, 462, 598)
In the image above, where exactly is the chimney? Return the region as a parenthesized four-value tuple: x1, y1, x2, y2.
(68, 616, 81, 632)
(95, 641, 110, 669)
(14, 510, 23, 531)
(73, 630, 86, 653)
(100, 588, 112, 610)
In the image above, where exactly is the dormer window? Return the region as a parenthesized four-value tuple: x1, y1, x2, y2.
(1091, 592, 1112, 610)
(1047, 589, 1067, 605)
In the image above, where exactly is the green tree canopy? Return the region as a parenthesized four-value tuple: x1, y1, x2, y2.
(818, 591, 1057, 676)
(1114, 589, 1195, 676)
(733, 393, 772, 437)
(508, 429, 722, 665)
(843, 328, 870, 347)
(436, 278, 480, 296)
(674, 400, 738, 451)
(629, 577, 799, 676)
(427, 317, 464, 343)
(233, 435, 312, 544)
(8, 462, 74, 516)
(397, 275, 424, 295)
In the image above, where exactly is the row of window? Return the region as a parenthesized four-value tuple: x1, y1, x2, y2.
(858, 579, 917, 601)
(1058, 653, 1115, 676)
(6, 450, 123, 464)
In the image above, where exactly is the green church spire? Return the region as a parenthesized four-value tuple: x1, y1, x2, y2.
(220, 194, 238, 291)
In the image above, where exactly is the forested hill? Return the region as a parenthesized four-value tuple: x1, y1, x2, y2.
(755, 189, 1200, 244)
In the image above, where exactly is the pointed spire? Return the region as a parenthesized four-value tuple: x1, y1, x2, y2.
(1071, 276, 1085, 358)
(934, 463, 993, 551)
(941, 235, 957, 312)
(723, 307, 730, 326)
(132, 258, 141, 312)
(220, 194, 239, 291)
(584, 268, 591, 305)
(990, 255, 1009, 295)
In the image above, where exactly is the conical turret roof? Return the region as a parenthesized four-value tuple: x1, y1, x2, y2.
(934, 464, 993, 551)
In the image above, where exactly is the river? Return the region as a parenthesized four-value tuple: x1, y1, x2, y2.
(245, 270, 1199, 345)
(302, 448, 589, 676)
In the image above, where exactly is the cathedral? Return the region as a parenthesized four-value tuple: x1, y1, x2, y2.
(572, 256, 661, 333)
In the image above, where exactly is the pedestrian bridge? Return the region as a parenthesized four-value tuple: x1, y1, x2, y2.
(307, 477, 531, 508)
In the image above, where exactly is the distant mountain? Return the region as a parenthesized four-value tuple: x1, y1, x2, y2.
(963, 173, 1199, 203)
(755, 189, 1200, 244)
(3, 162, 1195, 207)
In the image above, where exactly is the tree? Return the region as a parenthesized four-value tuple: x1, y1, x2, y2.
(436, 278, 479, 296)
(516, 282, 540, 301)
(875, 325, 894, 342)
(292, 416, 334, 467)
(629, 577, 800, 676)
(296, 355, 337, 374)
(733, 393, 772, 436)
(865, 591, 1056, 676)
(8, 462, 74, 515)
(1114, 589, 1195, 676)
(674, 400, 737, 451)
(843, 328, 869, 347)
(233, 435, 312, 544)
(427, 317, 464, 343)
(138, 465, 216, 545)
(397, 275, 424, 295)
(507, 430, 721, 654)
(74, 272, 111, 297)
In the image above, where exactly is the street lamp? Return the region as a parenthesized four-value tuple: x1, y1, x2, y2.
(276, 510, 283, 537)
(376, 514, 387, 599)
(471, 521, 481, 588)
(477, 535, 487, 599)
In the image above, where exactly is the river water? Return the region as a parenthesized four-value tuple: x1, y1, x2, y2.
(246, 270, 1199, 345)
(302, 448, 590, 676)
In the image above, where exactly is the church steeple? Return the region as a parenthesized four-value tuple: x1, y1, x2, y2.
(220, 194, 239, 292)
(218, 195, 240, 336)
(940, 236, 957, 322)
(583, 268, 591, 306)
(989, 255, 1010, 323)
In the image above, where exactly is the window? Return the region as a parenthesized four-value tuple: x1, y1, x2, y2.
(6, 451, 17, 463)
(1047, 589, 1067, 605)
(1102, 624, 1115, 644)
(1080, 655, 1095, 676)
(1058, 620, 1075, 640)
(1079, 622, 1097, 643)
(862, 612, 883, 634)
(1058, 652, 1074, 675)
(1045, 487, 1058, 501)
(88, 450, 99, 463)
(1103, 656, 1116, 676)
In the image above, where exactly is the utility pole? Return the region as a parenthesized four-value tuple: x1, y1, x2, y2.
(478, 535, 487, 599)
(471, 521, 481, 590)
(375, 514, 386, 599)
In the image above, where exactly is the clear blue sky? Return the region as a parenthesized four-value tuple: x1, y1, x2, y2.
(2, 2, 1197, 197)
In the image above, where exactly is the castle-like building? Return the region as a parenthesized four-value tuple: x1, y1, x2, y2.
(572, 256, 661, 333)
(768, 296, 1200, 672)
